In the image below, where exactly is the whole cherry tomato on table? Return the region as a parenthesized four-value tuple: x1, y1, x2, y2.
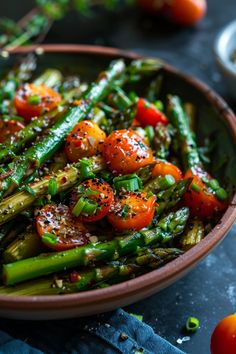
(14, 83, 61, 121)
(137, 0, 207, 26)
(211, 314, 236, 354)
(0, 119, 25, 143)
(102, 129, 154, 175)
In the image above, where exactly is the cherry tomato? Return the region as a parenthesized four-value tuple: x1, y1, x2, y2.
(137, 0, 207, 26)
(165, 0, 207, 26)
(135, 98, 169, 127)
(0, 119, 25, 143)
(108, 192, 156, 231)
(14, 83, 61, 121)
(183, 167, 227, 218)
(70, 178, 114, 223)
(36, 204, 88, 251)
(65, 120, 106, 163)
(152, 161, 183, 181)
(102, 129, 154, 175)
(211, 314, 236, 354)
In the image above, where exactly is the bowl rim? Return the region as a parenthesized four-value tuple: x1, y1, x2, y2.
(214, 19, 236, 78)
(0, 44, 236, 311)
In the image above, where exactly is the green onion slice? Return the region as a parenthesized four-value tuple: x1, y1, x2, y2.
(186, 316, 199, 333)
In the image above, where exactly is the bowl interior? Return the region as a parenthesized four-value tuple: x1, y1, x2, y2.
(3, 51, 233, 186)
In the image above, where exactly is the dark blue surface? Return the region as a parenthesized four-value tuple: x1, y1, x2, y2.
(0, 1, 236, 353)
(0, 309, 185, 354)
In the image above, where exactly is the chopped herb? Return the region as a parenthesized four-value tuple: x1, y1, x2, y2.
(42, 232, 58, 246)
(28, 94, 41, 105)
(215, 188, 228, 201)
(114, 174, 142, 192)
(48, 178, 58, 196)
(186, 316, 199, 333)
(191, 183, 201, 192)
(129, 313, 143, 321)
(121, 204, 130, 219)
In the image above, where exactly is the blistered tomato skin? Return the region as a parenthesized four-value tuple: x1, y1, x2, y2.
(108, 192, 156, 231)
(211, 314, 236, 354)
(36, 204, 88, 251)
(65, 120, 106, 162)
(152, 161, 183, 181)
(183, 167, 227, 218)
(14, 83, 61, 121)
(102, 129, 154, 175)
(135, 98, 169, 127)
(70, 178, 114, 223)
(0, 120, 25, 143)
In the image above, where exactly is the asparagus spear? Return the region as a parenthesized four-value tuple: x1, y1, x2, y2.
(0, 106, 66, 162)
(3, 229, 46, 263)
(167, 95, 201, 169)
(179, 219, 205, 250)
(0, 156, 105, 225)
(2, 207, 189, 285)
(75, 247, 183, 291)
(0, 247, 182, 296)
(0, 59, 125, 198)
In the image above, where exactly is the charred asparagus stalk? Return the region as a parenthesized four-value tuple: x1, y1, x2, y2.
(0, 156, 105, 225)
(0, 247, 182, 296)
(0, 59, 126, 198)
(179, 219, 205, 250)
(2, 207, 189, 285)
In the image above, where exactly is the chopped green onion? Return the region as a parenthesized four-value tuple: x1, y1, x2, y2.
(48, 178, 58, 196)
(186, 316, 199, 333)
(23, 185, 36, 196)
(158, 174, 175, 189)
(215, 188, 228, 201)
(208, 179, 220, 191)
(191, 183, 201, 192)
(78, 159, 95, 180)
(114, 174, 142, 192)
(154, 100, 164, 111)
(82, 200, 98, 215)
(145, 125, 155, 145)
(121, 204, 130, 219)
(72, 197, 98, 217)
(28, 94, 41, 106)
(129, 313, 143, 322)
(128, 91, 138, 102)
(72, 197, 86, 217)
(42, 232, 58, 246)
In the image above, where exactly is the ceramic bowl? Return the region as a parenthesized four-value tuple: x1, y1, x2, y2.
(0, 45, 235, 320)
(215, 20, 236, 99)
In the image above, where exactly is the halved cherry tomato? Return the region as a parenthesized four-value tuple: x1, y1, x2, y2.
(14, 83, 61, 121)
(211, 314, 236, 354)
(183, 167, 227, 218)
(135, 98, 169, 127)
(152, 161, 183, 181)
(36, 204, 88, 251)
(65, 120, 106, 163)
(108, 192, 156, 231)
(70, 178, 114, 223)
(0, 119, 25, 143)
(102, 129, 154, 175)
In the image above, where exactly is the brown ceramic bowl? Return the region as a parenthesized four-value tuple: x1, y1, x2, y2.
(0, 45, 235, 320)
